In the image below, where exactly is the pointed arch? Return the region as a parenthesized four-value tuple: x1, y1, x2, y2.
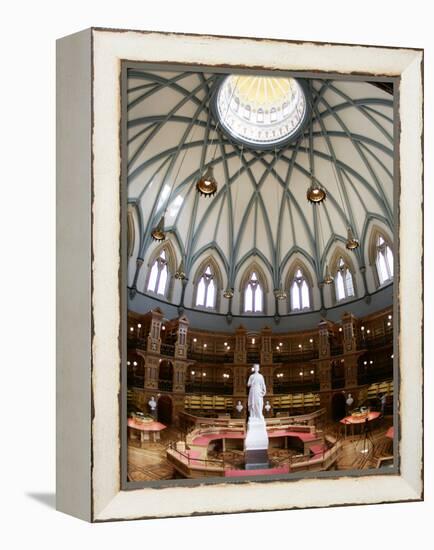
(145, 240, 177, 299)
(284, 259, 314, 313)
(239, 261, 269, 314)
(328, 246, 358, 304)
(367, 224, 394, 288)
(192, 255, 224, 311)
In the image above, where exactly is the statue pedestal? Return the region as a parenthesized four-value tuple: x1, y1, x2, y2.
(244, 417, 269, 470)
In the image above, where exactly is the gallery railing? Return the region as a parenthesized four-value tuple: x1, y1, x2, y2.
(330, 343, 344, 356)
(178, 408, 326, 433)
(272, 349, 317, 363)
(166, 442, 225, 471)
(185, 382, 233, 395)
(178, 411, 246, 433)
(273, 381, 320, 394)
(160, 343, 175, 357)
(272, 433, 343, 471)
(158, 379, 173, 392)
(331, 376, 345, 389)
(187, 350, 234, 363)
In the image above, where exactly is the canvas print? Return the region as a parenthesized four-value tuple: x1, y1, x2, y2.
(124, 66, 395, 484)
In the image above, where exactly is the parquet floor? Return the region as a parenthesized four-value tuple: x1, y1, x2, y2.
(127, 417, 394, 480)
(127, 427, 180, 481)
(335, 418, 394, 471)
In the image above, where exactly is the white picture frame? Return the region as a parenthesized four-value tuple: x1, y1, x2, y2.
(56, 27, 423, 522)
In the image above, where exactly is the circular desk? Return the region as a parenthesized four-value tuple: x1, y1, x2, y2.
(340, 411, 381, 438)
(127, 418, 166, 446)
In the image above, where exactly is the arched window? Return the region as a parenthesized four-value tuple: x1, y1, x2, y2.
(147, 250, 169, 296)
(196, 265, 216, 309)
(290, 268, 311, 311)
(335, 257, 355, 302)
(257, 108, 264, 123)
(375, 235, 393, 285)
(244, 272, 263, 313)
(270, 107, 277, 122)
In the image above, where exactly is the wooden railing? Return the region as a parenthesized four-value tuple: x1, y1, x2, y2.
(178, 408, 326, 435)
(273, 349, 318, 363)
(273, 434, 342, 472)
(166, 441, 225, 471)
(160, 343, 175, 357)
(178, 411, 245, 433)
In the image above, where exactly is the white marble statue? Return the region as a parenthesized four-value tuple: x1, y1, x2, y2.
(244, 364, 269, 465)
(148, 396, 157, 412)
(235, 400, 244, 413)
(247, 364, 266, 419)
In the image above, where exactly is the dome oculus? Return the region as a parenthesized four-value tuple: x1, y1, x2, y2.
(213, 74, 309, 150)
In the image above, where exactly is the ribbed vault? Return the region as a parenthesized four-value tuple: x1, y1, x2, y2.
(126, 68, 394, 318)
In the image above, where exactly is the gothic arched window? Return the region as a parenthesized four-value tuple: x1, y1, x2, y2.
(147, 250, 169, 296)
(195, 265, 216, 309)
(375, 235, 394, 285)
(290, 268, 311, 311)
(244, 271, 264, 313)
(335, 257, 355, 302)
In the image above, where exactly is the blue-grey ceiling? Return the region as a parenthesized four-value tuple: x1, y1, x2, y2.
(126, 69, 393, 311)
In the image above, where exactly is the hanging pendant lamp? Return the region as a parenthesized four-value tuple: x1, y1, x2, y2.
(196, 166, 218, 197)
(151, 216, 166, 241)
(274, 288, 288, 300)
(174, 260, 186, 280)
(306, 181, 326, 204)
(323, 264, 334, 285)
(345, 226, 359, 250)
(223, 288, 234, 299)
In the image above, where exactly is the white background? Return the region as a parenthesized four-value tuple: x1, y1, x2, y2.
(1, 1, 432, 548)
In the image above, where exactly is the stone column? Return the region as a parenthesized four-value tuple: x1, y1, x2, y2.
(139, 308, 163, 390)
(318, 320, 332, 414)
(233, 365, 248, 396)
(260, 326, 273, 365)
(170, 315, 190, 424)
(171, 360, 188, 425)
(140, 352, 159, 391)
(231, 326, 248, 415)
(342, 312, 359, 388)
(234, 325, 247, 364)
(147, 308, 163, 354)
(259, 327, 273, 399)
(172, 361, 187, 393)
(174, 315, 189, 360)
(260, 366, 274, 398)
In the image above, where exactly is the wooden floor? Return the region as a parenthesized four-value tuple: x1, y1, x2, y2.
(127, 427, 179, 482)
(127, 417, 394, 481)
(335, 417, 394, 471)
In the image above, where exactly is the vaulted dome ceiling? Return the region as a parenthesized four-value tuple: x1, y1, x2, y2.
(126, 68, 394, 322)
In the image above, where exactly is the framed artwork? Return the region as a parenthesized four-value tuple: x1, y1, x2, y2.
(56, 28, 423, 522)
